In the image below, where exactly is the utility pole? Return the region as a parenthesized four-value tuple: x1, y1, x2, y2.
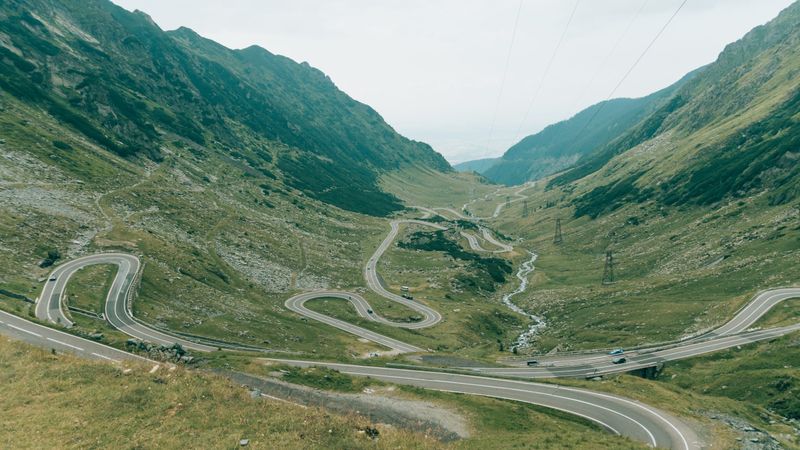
(522, 200, 529, 218)
(553, 218, 563, 244)
(602, 250, 614, 284)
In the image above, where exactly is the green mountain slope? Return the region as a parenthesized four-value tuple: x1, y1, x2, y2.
(481, 73, 695, 186)
(0, 0, 449, 216)
(0, 0, 504, 362)
(452, 157, 499, 174)
(550, 1, 800, 218)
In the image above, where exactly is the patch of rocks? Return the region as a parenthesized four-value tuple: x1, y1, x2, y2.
(215, 242, 292, 293)
(705, 412, 783, 449)
(125, 339, 196, 364)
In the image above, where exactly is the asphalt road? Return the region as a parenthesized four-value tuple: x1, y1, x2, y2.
(284, 291, 423, 353)
(0, 308, 149, 364)
(269, 359, 699, 450)
(1, 182, 796, 449)
(34, 253, 214, 352)
(468, 287, 800, 378)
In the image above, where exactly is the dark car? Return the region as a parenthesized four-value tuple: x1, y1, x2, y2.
(49, 277, 57, 281)
(612, 357, 627, 364)
(526, 360, 539, 366)
(367, 309, 373, 314)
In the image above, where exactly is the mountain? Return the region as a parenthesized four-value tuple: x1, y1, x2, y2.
(453, 157, 499, 174)
(480, 72, 697, 186)
(0, 0, 467, 357)
(553, 1, 800, 218)
(0, 0, 450, 216)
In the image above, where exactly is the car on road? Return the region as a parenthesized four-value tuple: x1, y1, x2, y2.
(609, 348, 624, 355)
(367, 309, 373, 314)
(49, 277, 57, 281)
(612, 357, 627, 364)
(526, 360, 539, 366)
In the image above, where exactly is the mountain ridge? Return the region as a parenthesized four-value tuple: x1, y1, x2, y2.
(0, 0, 450, 216)
(472, 69, 699, 185)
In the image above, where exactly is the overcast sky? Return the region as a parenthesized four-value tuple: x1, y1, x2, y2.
(114, 0, 795, 164)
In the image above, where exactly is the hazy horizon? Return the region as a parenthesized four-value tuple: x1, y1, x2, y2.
(113, 0, 795, 164)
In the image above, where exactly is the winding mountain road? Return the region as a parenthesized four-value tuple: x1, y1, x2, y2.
(34, 253, 214, 352)
(2, 184, 797, 449)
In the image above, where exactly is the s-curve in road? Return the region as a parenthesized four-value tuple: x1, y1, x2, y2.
(283, 219, 447, 353)
(268, 359, 700, 450)
(285, 291, 422, 353)
(35, 253, 214, 352)
(363, 219, 445, 328)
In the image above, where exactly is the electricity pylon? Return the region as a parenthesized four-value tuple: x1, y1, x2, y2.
(553, 218, 563, 244)
(602, 250, 614, 284)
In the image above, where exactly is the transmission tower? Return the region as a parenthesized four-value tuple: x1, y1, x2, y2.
(602, 250, 614, 284)
(553, 218, 563, 244)
(522, 200, 529, 218)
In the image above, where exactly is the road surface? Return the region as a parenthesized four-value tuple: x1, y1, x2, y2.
(34, 253, 214, 352)
(0, 308, 148, 364)
(2, 183, 796, 449)
(269, 359, 699, 450)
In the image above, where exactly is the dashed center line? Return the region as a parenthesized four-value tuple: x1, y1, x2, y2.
(46, 337, 84, 351)
(8, 323, 42, 338)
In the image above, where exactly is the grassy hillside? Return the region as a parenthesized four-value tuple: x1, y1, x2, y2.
(467, 4, 800, 440)
(479, 2, 800, 352)
(550, 2, 800, 216)
(380, 166, 494, 207)
(0, 336, 439, 449)
(481, 71, 696, 186)
(0, 0, 491, 360)
(0, 0, 449, 216)
(452, 157, 499, 175)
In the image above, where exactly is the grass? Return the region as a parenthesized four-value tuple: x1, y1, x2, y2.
(302, 221, 530, 359)
(754, 298, 800, 329)
(380, 165, 494, 207)
(659, 333, 800, 422)
(486, 180, 800, 353)
(246, 360, 644, 449)
(64, 264, 117, 314)
(0, 336, 438, 449)
(271, 364, 387, 393)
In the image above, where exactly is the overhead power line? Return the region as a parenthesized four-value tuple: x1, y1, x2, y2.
(568, 0, 650, 113)
(512, 0, 582, 144)
(566, 0, 689, 147)
(482, 0, 525, 159)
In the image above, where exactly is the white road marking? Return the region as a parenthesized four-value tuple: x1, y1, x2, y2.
(91, 352, 120, 363)
(46, 337, 84, 351)
(8, 323, 42, 338)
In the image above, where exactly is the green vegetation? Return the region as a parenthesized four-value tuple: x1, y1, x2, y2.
(64, 264, 117, 314)
(660, 334, 800, 421)
(483, 70, 695, 186)
(398, 230, 512, 290)
(0, 336, 435, 449)
(380, 166, 493, 207)
(0, 0, 450, 216)
(490, 181, 800, 352)
(278, 364, 386, 393)
(754, 299, 800, 329)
